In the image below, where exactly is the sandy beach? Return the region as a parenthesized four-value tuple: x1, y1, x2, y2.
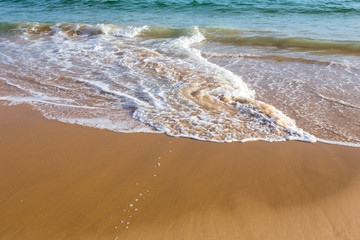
(1, 104, 360, 240)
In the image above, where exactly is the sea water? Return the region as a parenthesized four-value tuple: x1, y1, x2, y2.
(0, 0, 359, 146)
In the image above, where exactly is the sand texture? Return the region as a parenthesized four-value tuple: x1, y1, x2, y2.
(0, 104, 360, 240)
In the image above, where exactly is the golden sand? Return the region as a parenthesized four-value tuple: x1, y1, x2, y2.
(0, 104, 360, 240)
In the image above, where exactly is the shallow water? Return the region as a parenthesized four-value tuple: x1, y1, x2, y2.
(0, 1, 359, 146)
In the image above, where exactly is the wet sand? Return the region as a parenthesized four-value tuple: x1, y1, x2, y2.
(0, 104, 360, 240)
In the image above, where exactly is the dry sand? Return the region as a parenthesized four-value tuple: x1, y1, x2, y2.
(0, 104, 360, 240)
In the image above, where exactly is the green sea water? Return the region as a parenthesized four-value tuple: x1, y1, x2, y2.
(1, 0, 360, 40)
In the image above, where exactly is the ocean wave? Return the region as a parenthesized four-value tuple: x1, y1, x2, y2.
(2, 22, 360, 55)
(1, 21, 359, 147)
(0, 22, 317, 144)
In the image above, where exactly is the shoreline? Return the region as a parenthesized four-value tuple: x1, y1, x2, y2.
(1, 104, 360, 239)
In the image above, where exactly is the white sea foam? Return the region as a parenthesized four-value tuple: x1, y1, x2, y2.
(1, 23, 357, 146)
(316, 92, 360, 109)
(0, 96, 97, 109)
(158, 26, 255, 100)
(316, 138, 360, 148)
(17, 22, 150, 39)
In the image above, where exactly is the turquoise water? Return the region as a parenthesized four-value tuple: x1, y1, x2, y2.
(1, 0, 360, 40)
(0, 0, 360, 146)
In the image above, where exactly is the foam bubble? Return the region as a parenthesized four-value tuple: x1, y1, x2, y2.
(0, 22, 340, 145)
